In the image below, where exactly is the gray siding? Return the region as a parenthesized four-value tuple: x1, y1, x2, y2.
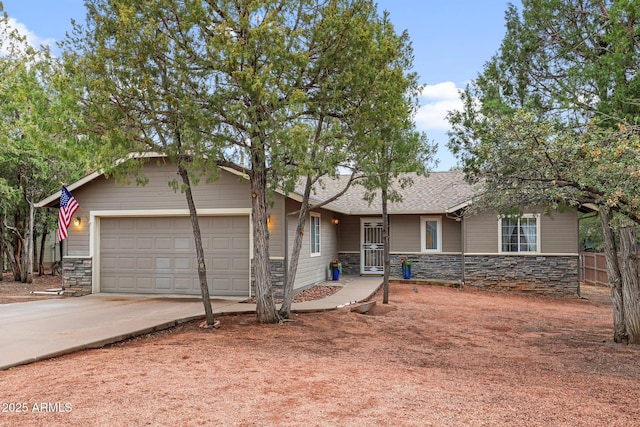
(464, 212, 498, 253)
(540, 210, 578, 253)
(66, 220, 90, 257)
(64, 162, 285, 257)
(285, 199, 339, 290)
(339, 214, 462, 254)
(442, 216, 462, 253)
(267, 196, 286, 258)
(337, 215, 360, 252)
(390, 216, 420, 252)
(465, 209, 579, 255)
(74, 164, 252, 211)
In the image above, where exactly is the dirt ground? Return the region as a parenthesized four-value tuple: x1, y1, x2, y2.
(1, 277, 640, 427)
(0, 272, 64, 304)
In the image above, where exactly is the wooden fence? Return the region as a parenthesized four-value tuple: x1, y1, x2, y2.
(579, 253, 609, 286)
(580, 252, 640, 286)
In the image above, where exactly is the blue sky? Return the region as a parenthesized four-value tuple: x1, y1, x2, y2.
(2, 0, 512, 170)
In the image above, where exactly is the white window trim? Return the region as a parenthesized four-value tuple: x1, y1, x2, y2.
(310, 212, 321, 257)
(420, 216, 442, 253)
(498, 214, 541, 254)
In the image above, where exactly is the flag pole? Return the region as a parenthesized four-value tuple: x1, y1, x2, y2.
(56, 185, 80, 293)
(60, 239, 65, 292)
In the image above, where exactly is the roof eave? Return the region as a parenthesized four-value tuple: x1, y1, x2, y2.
(36, 170, 104, 208)
(578, 203, 599, 213)
(445, 199, 472, 214)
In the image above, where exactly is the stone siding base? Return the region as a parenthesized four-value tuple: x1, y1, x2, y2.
(464, 255, 579, 297)
(338, 252, 579, 297)
(251, 259, 286, 299)
(338, 252, 462, 281)
(337, 253, 360, 276)
(62, 257, 93, 296)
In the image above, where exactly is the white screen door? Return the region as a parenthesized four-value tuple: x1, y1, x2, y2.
(361, 219, 384, 274)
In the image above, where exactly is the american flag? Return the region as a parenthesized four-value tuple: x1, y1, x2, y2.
(57, 186, 80, 242)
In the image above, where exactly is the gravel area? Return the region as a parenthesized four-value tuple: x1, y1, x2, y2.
(242, 284, 343, 304)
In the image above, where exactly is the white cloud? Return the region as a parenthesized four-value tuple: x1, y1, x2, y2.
(1, 17, 56, 54)
(415, 81, 464, 131)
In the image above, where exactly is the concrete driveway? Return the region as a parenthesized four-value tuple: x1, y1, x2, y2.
(0, 295, 241, 371)
(0, 277, 381, 371)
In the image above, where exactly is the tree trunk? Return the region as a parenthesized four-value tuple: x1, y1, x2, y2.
(250, 154, 279, 324)
(1, 213, 20, 281)
(11, 230, 22, 281)
(21, 201, 35, 283)
(4, 242, 20, 282)
(177, 163, 216, 327)
(39, 226, 48, 276)
(279, 177, 312, 318)
(33, 207, 40, 273)
(33, 230, 38, 273)
(599, 208, 627, 342)
(382, 186, 390, 304)
(0, 232, 4, 281)
(619, 226, 640, 344)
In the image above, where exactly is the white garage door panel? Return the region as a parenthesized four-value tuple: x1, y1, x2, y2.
(100, 216, 249, 296)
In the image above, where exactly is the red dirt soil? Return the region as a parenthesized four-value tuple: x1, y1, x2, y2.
(0, 272, 64, 304)
(1, 280, 639, 426)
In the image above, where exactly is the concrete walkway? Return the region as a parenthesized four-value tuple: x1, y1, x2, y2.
(0, 276, 380, 371)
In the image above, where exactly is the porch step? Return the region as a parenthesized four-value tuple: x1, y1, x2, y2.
(350, 300, 376, 314)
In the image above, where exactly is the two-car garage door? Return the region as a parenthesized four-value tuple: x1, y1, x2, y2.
(100, 216, 250, 296)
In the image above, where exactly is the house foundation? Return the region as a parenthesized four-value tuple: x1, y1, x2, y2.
(338, 252, 579, 297)
(251, 258, 286, 298)
(62, 256, 93, 296)
(463, 255, 579, 296)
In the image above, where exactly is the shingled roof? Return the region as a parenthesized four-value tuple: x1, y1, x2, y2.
(302, 171, 479, 215)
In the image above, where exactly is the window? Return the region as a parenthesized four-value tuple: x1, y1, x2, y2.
(310, 212, 321, 256)
(420, 216, 442, 252)
(500, 215, 539, 253)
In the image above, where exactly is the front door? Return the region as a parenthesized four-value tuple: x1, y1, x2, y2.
(361, 218, 384, 275)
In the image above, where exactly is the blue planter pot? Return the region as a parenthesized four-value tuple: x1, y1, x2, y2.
(402, 264, 411, 279)
(332, 267, 340, 281)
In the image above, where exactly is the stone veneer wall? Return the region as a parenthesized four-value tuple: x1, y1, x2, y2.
(62, 256, 93, 296)
(338, 252, 463, 281)
(337, 253, 360, 276)
(463, 255, 579, 296)
(393, 254, 463, 281)
(251, 259, 286, 298)
(338, 252, 579, 297)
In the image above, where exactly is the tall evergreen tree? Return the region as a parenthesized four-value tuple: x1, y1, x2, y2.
(448, 0, 640, 343)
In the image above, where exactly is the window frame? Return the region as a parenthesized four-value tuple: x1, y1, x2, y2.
(498, 214, 541, 254)
(420, 216, 442, 253)
(310, 212, 321, 257)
